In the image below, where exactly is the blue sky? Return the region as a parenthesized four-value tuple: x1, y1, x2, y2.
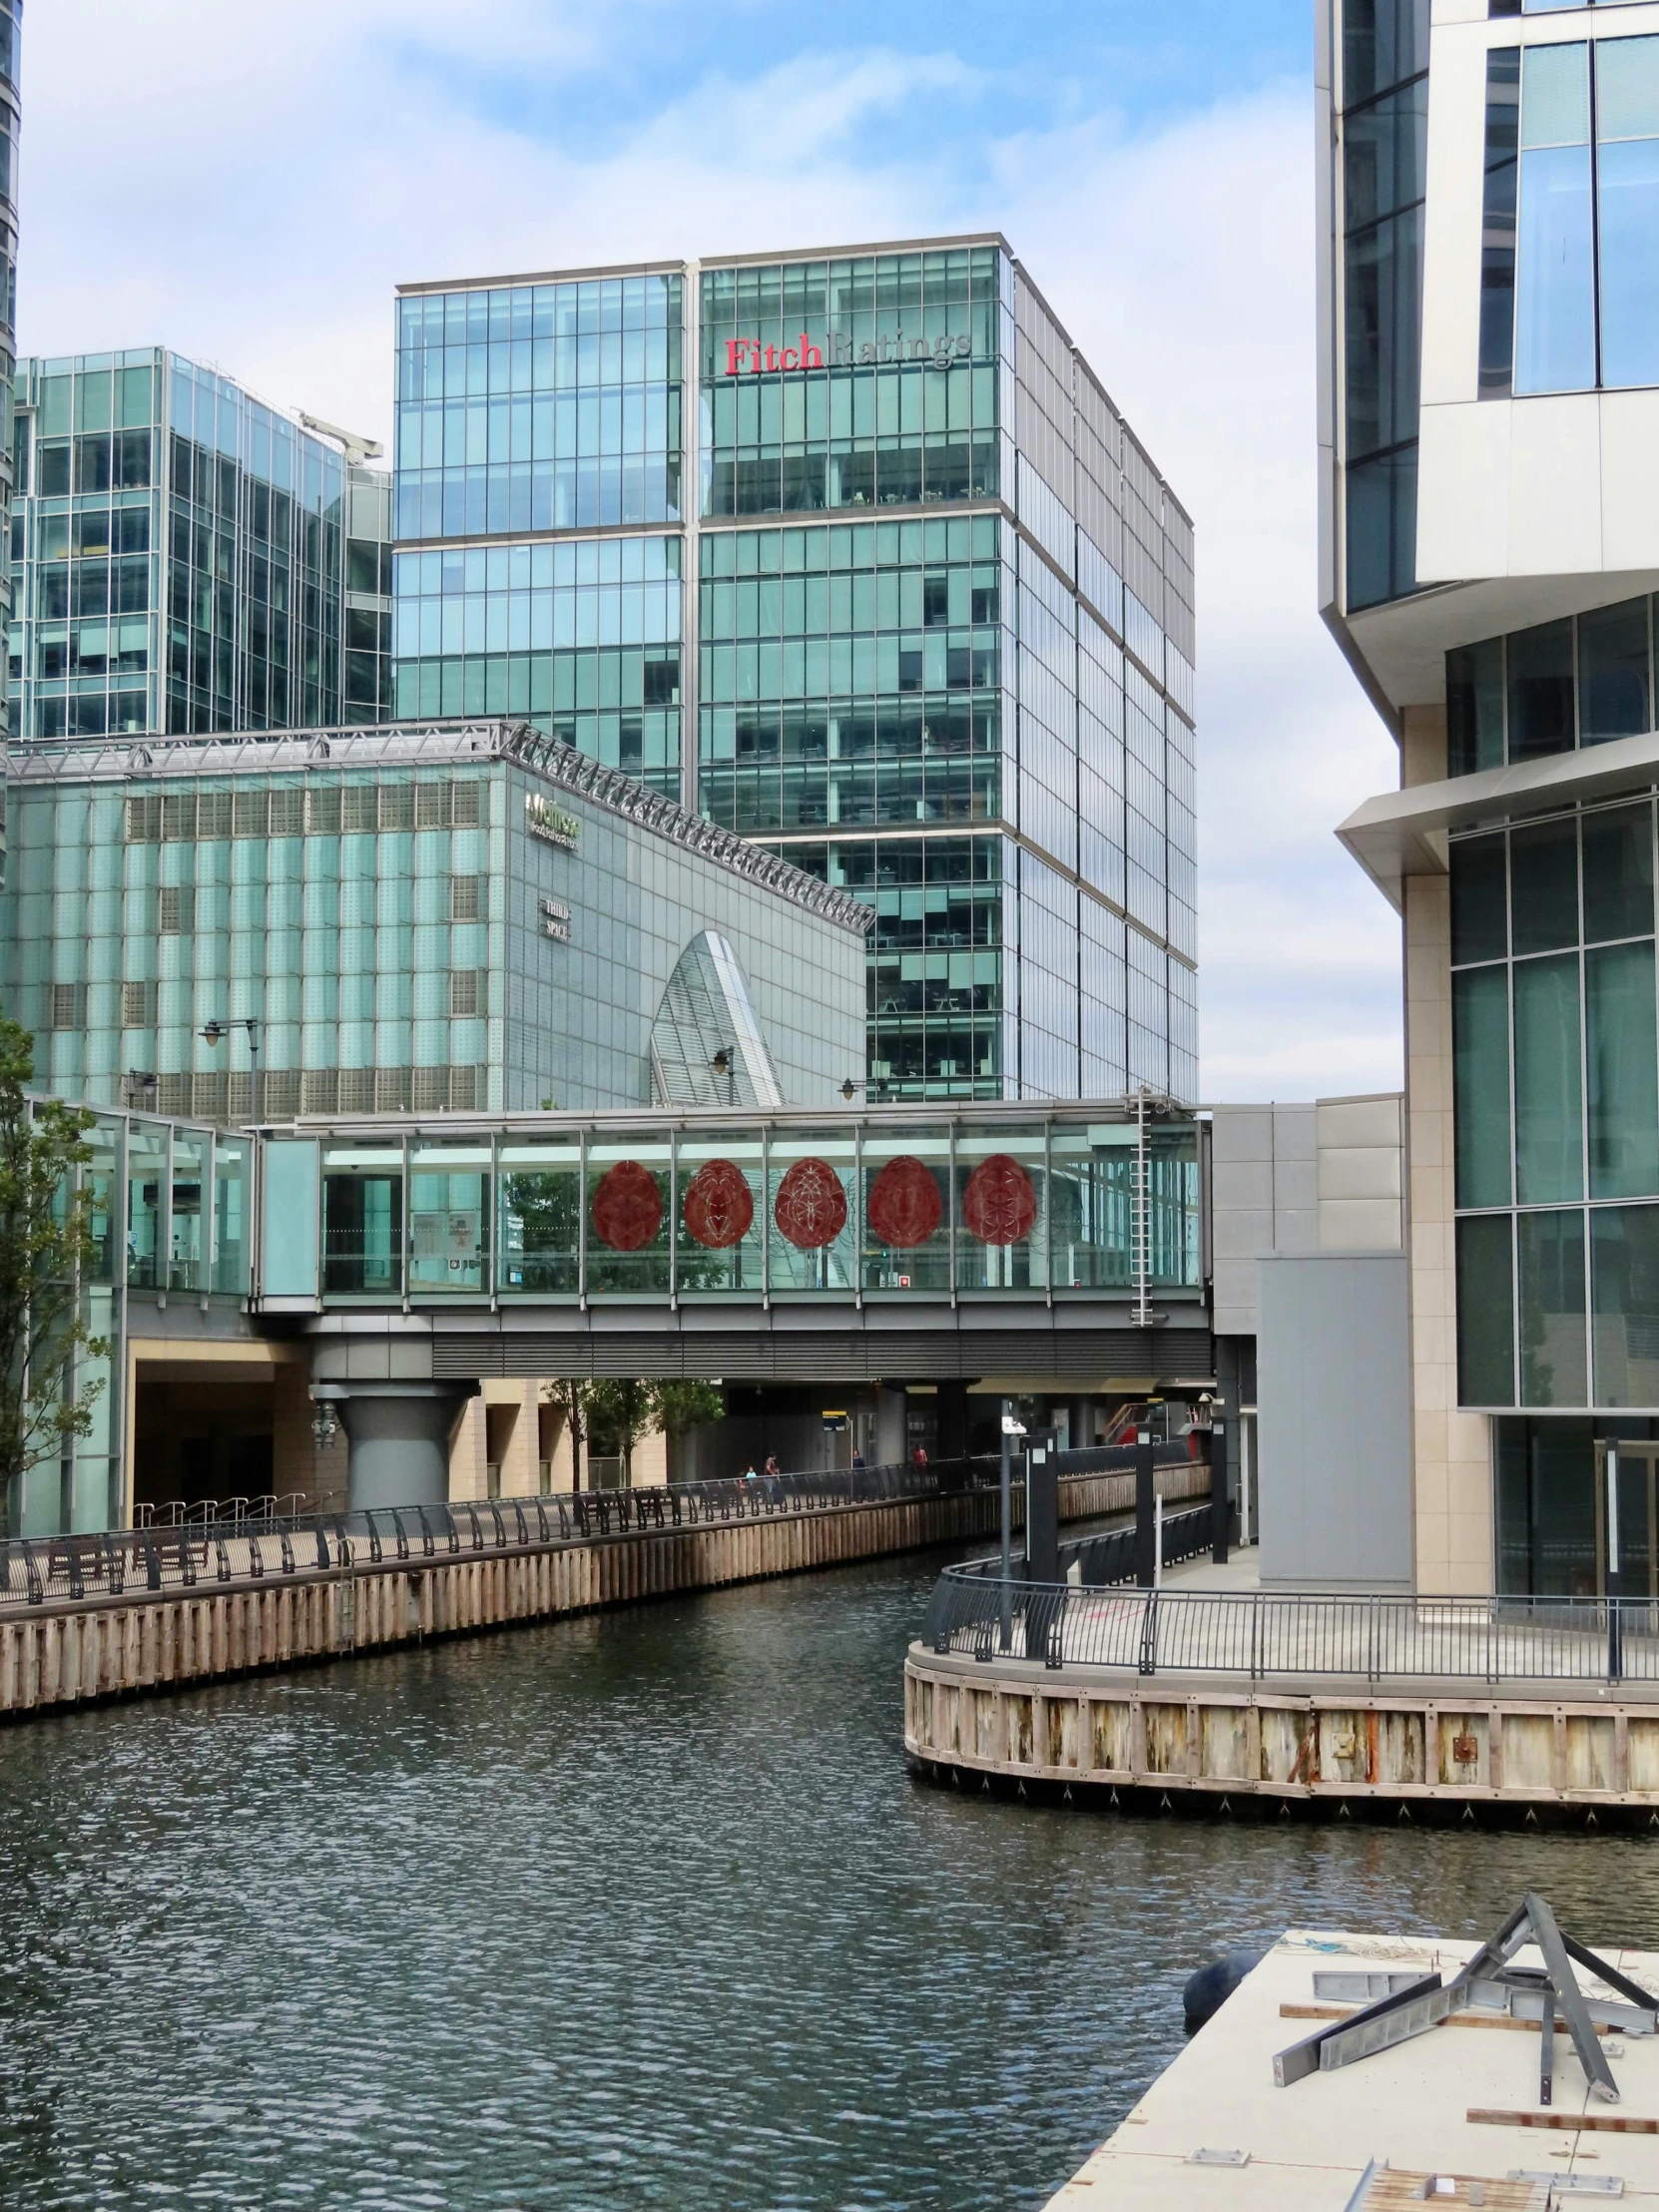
(19, 0, 1402, 1103)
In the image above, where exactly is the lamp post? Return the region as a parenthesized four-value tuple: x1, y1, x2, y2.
(199, 1017, 261, 1117)
(124, 1069, 158, 1111)
(711, 1045, 735, 1106)
(1607, 1438, 1623, 1683)
(999, 1405, 1025, 1652)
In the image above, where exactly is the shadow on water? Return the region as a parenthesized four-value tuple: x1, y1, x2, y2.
(0, 1539, 1653, 2210)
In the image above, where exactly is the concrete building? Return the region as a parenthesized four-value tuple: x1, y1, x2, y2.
(391, 238, 1198, 1104)
(1320, 0, 1659, 1594)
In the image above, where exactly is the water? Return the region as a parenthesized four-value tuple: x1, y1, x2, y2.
(1, 1547, 1656, 2211)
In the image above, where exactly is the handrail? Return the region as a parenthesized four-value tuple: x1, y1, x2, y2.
(0, 1455, 1005, 1612)
(921, 1567, 1659, 1687)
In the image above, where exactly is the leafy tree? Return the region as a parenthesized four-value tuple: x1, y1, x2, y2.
(649, 1381, 724, 1481)
(586, 1378, 658, 1487)
(0, 1019, 108, 1539)
(540, 1377, 594, 1490)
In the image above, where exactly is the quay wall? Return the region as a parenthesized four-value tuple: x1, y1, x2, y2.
(903, 1647, 1659, 1824)
(0, 1464, 1202, 1722)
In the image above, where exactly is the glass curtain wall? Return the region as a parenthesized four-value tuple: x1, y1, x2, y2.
(1450, 800, 1659, 1409)
(1447, 594, 1657, 773)
(309, 1114, 1203, 1303)
(9, 350, 350, 742)
(394, 274, 684, 538)
(393, 534, 682, 796)
(1341, 0, 1430, 610)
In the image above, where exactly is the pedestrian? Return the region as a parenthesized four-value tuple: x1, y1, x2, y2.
(765, 1453, 781, 1479)
(851, 1448, 865, 1471)
(911, 1443, 928, 1472)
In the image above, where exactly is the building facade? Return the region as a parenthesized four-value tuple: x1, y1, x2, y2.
(1321, 0, 1659, 1595)
(0, 720, 867, 1122)
(7, 349, 392, 744)
(390, 239, 1198, 1104)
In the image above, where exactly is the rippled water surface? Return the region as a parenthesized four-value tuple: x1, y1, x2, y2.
(2, 1546, 1658, 2210)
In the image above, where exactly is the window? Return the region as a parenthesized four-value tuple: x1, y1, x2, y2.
(1444, 596, 1655, 774)
(1341, 0, 1429, 611)
(450, 874, 482, 922)
(159, 885, 196, 934)
(1501, 33, 1659, 394)
(449, 968, 483, 1018)
(1516, 43, 1595, 395)
(49, 983, 85, 1030)
(122, 980, 158, 1027)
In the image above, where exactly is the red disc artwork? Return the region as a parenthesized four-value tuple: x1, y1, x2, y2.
(682, 1158, 754, 1250)
(961, 1153, 1038, 1246)
(866, 1155, 942, 1248)
(591, 1160, 663, 1252)
(773, 1157, 847, 1250)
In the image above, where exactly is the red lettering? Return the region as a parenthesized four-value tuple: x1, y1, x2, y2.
(782, 346, 800, 370)
(800, 331, 824, 369)
(765, 344, 779, 372)
(725, 339, 746, 376)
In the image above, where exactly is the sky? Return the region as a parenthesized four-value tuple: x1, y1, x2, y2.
(16, 0, 1404, 1103)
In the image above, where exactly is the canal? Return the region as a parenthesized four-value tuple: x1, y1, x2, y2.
(1, 1543, 1656, 2211)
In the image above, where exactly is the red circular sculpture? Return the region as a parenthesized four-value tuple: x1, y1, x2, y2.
(591, 1160, 663, 1252)
(961, 1154, 1038, 1246)
(773, 1157, 848, 1250)
(867, 1155, 942, 1248)
(682, 1158, 755, 1250)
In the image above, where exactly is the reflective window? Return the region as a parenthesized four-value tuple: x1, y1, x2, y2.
(212, 1135, 249, 1295)
(170, 1132, 206, 1293)
(767, 1129, 857, 1294)
(498, 1138, 580, 1295)
(959, 1126, 1049, 1292)
(859, 1128, 950, 1295)
(586, 1135, 671, 1296)
(409, 1143, 489, 1294)
(126, 1125, 165, 1289)
(1518, 1207, 1588, 1404)
(322, 1145, 403, 1295)
(1445, 598, 1655, 775)
(675, 1133, 764, 1295)
(1597, 36, 1659, 385)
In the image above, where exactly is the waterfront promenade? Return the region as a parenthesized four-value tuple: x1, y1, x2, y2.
(906, 1552, 1659, 1821)
(0, 1457, 1207, 1721)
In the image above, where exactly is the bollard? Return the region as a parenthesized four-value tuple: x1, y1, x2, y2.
(1134, 1426, 1156, 1587)
(1210, 1406, 1230, 1566)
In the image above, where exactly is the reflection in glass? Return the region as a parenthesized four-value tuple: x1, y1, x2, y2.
(1577, 598, 1650, 744)
(409, 1144, 489, 1294)
(1446, 640, 1505, 775)
(1513, 955, 1582, 1202)
(1516, 44, 1594, 395)
(498, 1140, 580, 1294)
(959, 1128, 1048, 1292)
(767, 1133, 855, 1294)
(860, 1131, 950, 1294)
(1506, 617, 1575, 759)
(1583, 802, 1655, 943)
(169, 1133, 205, 1293)
(126, 1126, 166, 1290)
(1450, 833, 1507, 964)
(1457, 1213, 1514, 1405)
(1518, 1207, 1588, 1406)
(586, 1141, 671, 1296)
(322, 1147, 403, 1295)
(1452, 966, 1512, 1209)
(676, 1135, 764, 1294)
(1509, 817, 1578, 953)
(1494, 1415, 1597, 1597)
(1591, 1204, 1659, 1405)
(1586, 940, 1659, 1198)
(212, 1136, 249, 1295)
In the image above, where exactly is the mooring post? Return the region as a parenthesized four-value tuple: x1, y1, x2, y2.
(1607, 1439, 1623, 1683)
(999, 1401, 1013, 1654)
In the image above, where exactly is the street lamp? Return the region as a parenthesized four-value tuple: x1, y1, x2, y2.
(710, 1045, 735, 1105)
(124, 1069, 158, 1111)
(199, 1017, 261, 1115)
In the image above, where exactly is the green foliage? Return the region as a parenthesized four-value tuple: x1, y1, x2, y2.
(650, 1381, 725, 1439)
(0, 1018, 108, 1538)
(540, 1377, 593, 1488)
(586, 1379, 655, 1482)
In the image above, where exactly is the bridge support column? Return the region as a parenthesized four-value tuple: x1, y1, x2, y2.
(313, 1382, 478, 1513)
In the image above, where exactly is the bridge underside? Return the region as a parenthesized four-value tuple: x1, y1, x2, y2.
(304, 1308, 1214, 1387)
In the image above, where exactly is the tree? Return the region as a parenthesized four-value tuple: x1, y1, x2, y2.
(540, 1378, 594, 1491)
(585, 1378, 657, 1488)
(0, 1019, 108, 1539)
(649, 1382, 724, 1483)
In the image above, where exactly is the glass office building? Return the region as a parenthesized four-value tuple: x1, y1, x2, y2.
(0, 719, 866, 1122)
(1319, 0, 1659, 1594)
(7, 348, 392, 744)
(392, 239, 1198, 1104)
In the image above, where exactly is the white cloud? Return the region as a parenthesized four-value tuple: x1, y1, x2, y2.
(16, 9, 1403, 1103)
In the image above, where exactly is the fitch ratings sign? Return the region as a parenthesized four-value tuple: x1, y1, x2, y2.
(721, 330, 973, 375)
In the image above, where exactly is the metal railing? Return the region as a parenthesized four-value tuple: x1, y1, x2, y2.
(922, 1567, 1659, 1686)
(0, 1456, 1002, 1612)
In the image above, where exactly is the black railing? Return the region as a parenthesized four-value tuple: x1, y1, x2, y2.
(921, 1568, 1659, 1686)
(0, 1456, 1003, 1611)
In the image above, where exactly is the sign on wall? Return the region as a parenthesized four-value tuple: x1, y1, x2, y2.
(526, 794, 580, 848)
(720, 330, 973, 375)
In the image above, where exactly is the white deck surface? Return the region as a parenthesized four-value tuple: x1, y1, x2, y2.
(1046, 1929, 1659, 2208)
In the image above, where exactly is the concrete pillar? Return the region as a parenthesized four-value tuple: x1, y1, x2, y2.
(875, 1385, 907, 1468)
(937, 1381, 969, 1461)
(1070, 1396, 1093, 1452)
(315, 1383, 477, 1513)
